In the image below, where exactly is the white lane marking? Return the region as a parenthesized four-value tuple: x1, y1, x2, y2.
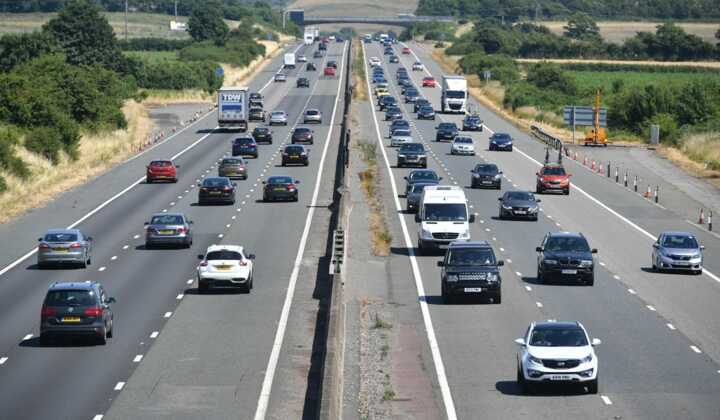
(690, 345, 702, 354)
(231, 216, 236, 220)
(628, 288, 637, 294)
(0, 357, 8, 365)
(515, 271, 522, 277)
(170, 202, 175, 206)
(22, 334, 33, 341)
(150, 331, 159, 339)
(507, 259, 512, 263)
(613, 274, 620, 280)
(666, 323, 676, 330)
(218, 234, 224, 238)
(226, 224, 231, 228)
(133, 355, 143, 363)
(499, 247, 505, 252)
(647, 305, 656, 311)
(485, 228, 491, 232)
(98, 266, 106, 272)
(492, 237, 497, 241)
(525, 286, 532, 291)
(122, 245, 129, 250)
(114, 382, 125, 391)
(601, 395, 613, 405)
(163, 312, 172, 318)
(178, 195, 182, 199)
(479, 220, 484, 224)
(357, 41, 458, 420)
(599, 261, 606, 267)
(187, 279, 194, 284)
(176, 294, 184, 300)
(254, 42, 348, 420)
(547, 215, 553, 219)
(162, 209, 167, 213)
(93, 415, 104, 420)
(111, 256, 117, 261)
(536, 302, 543, 308)
(555, 222, 561, 227)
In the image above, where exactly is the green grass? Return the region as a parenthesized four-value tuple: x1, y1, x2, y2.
(123, 50, 178, 63)
(569, 71, 720, 92)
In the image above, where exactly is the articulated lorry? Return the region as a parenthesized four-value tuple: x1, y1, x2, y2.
(441, 75, 468, 114)
(217, 87, 248, 131)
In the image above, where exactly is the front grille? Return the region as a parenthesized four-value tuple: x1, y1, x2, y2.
(513, 207, 528, 211)
(548, 180, 561, 184)
(542, 359, 580, 369)
(449, 104, 462, 110)
(670, 254, 692, 261)
(432, 232, 459, 240)
(558, 258, 580, 266)
(458, 272, 488, 281)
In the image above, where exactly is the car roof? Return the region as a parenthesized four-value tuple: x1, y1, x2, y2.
(205, 244, 244, 254)
(448, 240, 492, 249)
(409, 169, 436, 175)
(151, 212, 185, 218)
(45, 228, 81, 234)
(268, 175, 293, 181)
(661, 231, 694, 237)
(285, 144, 305, 149)
(547, 231, 585, 239)
(204, 176, 230, 182)
(532, 321, 582, 330)
(48, 281, 98, 291)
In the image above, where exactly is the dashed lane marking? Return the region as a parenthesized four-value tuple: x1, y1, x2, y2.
(22, 334, 33, 341)
(111, 256, 117, 261)
(0, 357, 8, 365)
(666, 323, 676, 330)
(628, 289, 637, 294)
(150, 331, 159, 339)
(525, 286, 532, 291)
(647, 305, 656, 311)
(98, 266, 106, 272)
(176, 294, 184, 300)
(601, 395, 613, 405)
(690, 345, 702, 354)
(123, 245, 129, 250)
(536, 302, 543, 308)
(133, 355, 143, 363)
(114, 382, 125, 391)
(163, 312, 172, 318)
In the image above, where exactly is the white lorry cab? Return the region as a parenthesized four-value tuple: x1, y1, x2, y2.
(441, 75, 468, 114)
(284, 53, 296, 69)
(415, 185, 475, 253)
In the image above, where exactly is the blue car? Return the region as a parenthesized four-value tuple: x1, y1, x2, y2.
(372, 75, 387, 84)
(489, 133, 513, 151)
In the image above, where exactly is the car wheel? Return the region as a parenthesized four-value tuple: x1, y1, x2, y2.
(172, 178, 178, 183)
(281, 161, 286, 166)
(517, 365, 529, 394)
(493, 292, 502, 304)
(509, 146, 513, 152)
(496, 184, 502, 190)
(536, 268, 544, 284)
(79, 258, 87, 269)
(587, 378, 598, 394)
(587, 276, 594, 286)
(107, 320, 114, 338)
(564, 188, 570, 195)
(198, 280, 208, 293)
(145, 242, 152, 250)
(293, 195, 299, 202)
(536, 184, 542, 194)
(97, 328, 107, 345)
(304, 162, 309, 166)
(532, 215, 538, 221)
(498, 210, 504, 220)
(40, 333, 51, 346)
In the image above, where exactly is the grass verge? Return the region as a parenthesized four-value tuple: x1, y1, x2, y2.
(357, 138, 392, 256)
(352, 39, 368, 101)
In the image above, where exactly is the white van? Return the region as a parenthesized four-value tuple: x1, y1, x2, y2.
(415, 186, 475, 253)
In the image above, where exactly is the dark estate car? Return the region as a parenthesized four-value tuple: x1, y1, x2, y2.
(40, 281, 115, 345)
(498, 191, 540, 220)
(435, 122, 459, 141)
(198, 176, 236, 205)
(489, 132, 513, 151)
(297, 77, 310, 88)
(397, 143, 427, 168)
(406, 182, 435, 213)
(263, 176, 300, 202)
(292, 127, 314, 144)
(252, 126, 272, 144)
(232, 136, 258, 158)
(389, 55, 400, 63)
(404, 169, 441, 195)
(438, 241, 504, 303)
(470, 163, 502, 189)
(282, 144, 309, 166)
(417, 105, 436, 120)
(218, 157, 247, 180)
(379, 95, 397, 111)
(462, 114, 483, 131)
(385, 106, 403, 121)
(404, 88, 420, 103)
(536, 232, 597, 285)
(414, 98, 430, 113)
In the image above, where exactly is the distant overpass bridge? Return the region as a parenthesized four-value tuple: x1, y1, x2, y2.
(300, 15, 454, 27)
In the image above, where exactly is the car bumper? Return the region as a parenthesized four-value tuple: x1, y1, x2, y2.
(452, 148, 475, 155)
(199, 193, 235, 203)
(500, 208, 538, 218)
(437, 135, 455, 141)
(397, 157, 426, 166)
(41, 322, 105, 337)
(267, 191, 298, 200)
(463, 125, 482, 131)
(523, 363, 597, 383)
(270, 120, 287, 125)
(38, 251, 85, 264)
(657, 256, 702, 271)
(147, 174, 176, 181)
(472, 177, 501, 188)
(540, 183, 569, 191)
(283, 157, 308, 165)
(541, 266, 594, 281)
(491, 143, 513, 150)
(233, 149, 258, 157)
(219, 171, 247, 179)
(443, 281, 501, 296)
(199, 274, 249, 289)
(146, 234, 191, 245)
(304, 118, 321, 123)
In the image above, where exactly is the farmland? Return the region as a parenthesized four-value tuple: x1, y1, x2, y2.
(568, 70, 720, 92)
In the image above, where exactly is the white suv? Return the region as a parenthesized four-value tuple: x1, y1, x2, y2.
(197, 245, 255, 293)
(515, 321, 600, 394)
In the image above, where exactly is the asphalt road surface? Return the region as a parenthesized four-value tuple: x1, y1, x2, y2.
(360, 40, 720, 420)
(0, 41, 348, 420)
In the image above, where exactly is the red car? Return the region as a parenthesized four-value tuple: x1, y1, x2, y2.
(536, 163, 571, 195)
(324, 66, 336, 76)
(146, 160, 178, 183)
(402, 47, 411, 55)
(422, 76, 436, 87)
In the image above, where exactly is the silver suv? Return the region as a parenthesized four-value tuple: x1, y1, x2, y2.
(652, 231, 704, 274)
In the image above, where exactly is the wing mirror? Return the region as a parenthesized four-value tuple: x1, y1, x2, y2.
(197, 254, 204, 260)
(652, 243, 659, 248)
(497, 260, 504, 266)
(469, 213, 476, 223)
(188, 220, 194, 224)
(144, 221, 149, 225)
(514, 338, 526, 346)
(106, 297, 116, 304)
(404, 176, 408, 180)
(497, 197, 502, 201)
(437, 261, 444, 267)
(295, 180, 301, 184)
(536, 199, 541, 203)
(247, 254, 256, 260)
(535, 246, 543, 252)
(87, 237, 93, 241)
(38, 237, 42, 242)
(232, 182, 237, 186)
(175, 165, 181, 168)
(591, 338, 602, 346)
(591, 248, 598, 254)
(700, 245, 705, 250)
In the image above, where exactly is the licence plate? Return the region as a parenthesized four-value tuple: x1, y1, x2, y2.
(215, 266, 232, 271)
(674, 261, 690, 266)
(562, 269, 577, 275)
(482, 181, 492, 184)
(159, 230, 173, 235)
(209, 191, 221, 195)
(515, 210, 527, 214)
(464, 287, 482, 293)
(550, 375, 571, 381)
(274, 188, 286, 191)
(62, 317, 81, 323)
(54, 248, 69, 252)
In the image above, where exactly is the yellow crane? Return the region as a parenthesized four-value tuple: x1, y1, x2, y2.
(584, 90, 607, 146)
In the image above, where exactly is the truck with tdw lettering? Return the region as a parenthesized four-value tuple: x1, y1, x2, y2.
(441, 75, 468, 114)
(217, 87, 248, 131)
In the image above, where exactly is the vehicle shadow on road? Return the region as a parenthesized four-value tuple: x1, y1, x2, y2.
(421, 295, 495, 305)
(26, 264, 84, 270)
(490, 216, 538, 222)
(184, 287, 248, 295)
(197, 128, 215, 134)
(496, 380, 588, 396)
(20, 336, 97, 348)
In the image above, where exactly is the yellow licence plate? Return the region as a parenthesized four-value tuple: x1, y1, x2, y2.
(54, 248, 69, 252)
(215, 265, 232, 271)
(62, 317, 81, 323)
(159, 230, 173, 235)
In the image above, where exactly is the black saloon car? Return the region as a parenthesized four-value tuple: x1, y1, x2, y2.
(282, 144, 309, 166)
(406, 182, 435, 213)
(470, 163, 502, 189)
(438, 241, 503, 303)
(417, 106, 436, 120)
(436, 122, 459, 142)
(536, 232, 597, 285)
(252, 126, 272, 144)
(397, 143, 427, 168)
(198, 177, 236, 205)
(306, 62, 316, 71)
(291, 127, 314, 144)
(297, 77, 310, 88)
(498, 191, 540, 220)
(379, 95, 397, 111)
(385, 106, 403, 121)
(232, 136, 258, 158)
(414, 98, 430, 113)
(263, 176, 300, 202)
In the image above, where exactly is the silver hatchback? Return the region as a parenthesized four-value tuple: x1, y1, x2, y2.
(270, 110, 288, 126)
(652, 231, 704, 274)
(303, 108, 322, 124)
(145, 213, 193, 249)
(37, 228, 92, 268)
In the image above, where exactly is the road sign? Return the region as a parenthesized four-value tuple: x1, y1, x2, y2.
(563, 106, 607, 127)
(215, 66, 224, 78)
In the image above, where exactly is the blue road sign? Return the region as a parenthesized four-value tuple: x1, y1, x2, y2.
(564, 106, 607, 127)
(215, 66, 224, 78)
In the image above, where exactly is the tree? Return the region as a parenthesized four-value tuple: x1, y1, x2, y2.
(0, 32, 58, 72)
(526, 63, 577, 96)
(188, 0, 229, 45)
(563, 12, 600, 40)
(43, 0, 124, 70)
(715, 26, 720, 45)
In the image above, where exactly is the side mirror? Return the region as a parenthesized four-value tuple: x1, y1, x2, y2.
(497, 260, 504, 266)
(188, 221, 194, 224)
(144, 221, 149, 225)
(197, 183, 202, 187)
(498, 171, 503, 174)
(197, 254, 204, 260)
(700, 245, 705, 250)
(591, 338, 602, 346)
(404, 176, 408, 180)
(439, 177, 443, 180)
(535, 173, 539, 176)
(652, 243, 659, 248)
(247, 254, 256, 260)
(175, 165, 181, 168)
(437, 261, 444, 267)
(568, 174, 573, 177)
(87, 237, 93, 241)
(591, 248, 598, 254)
(514, 338, 526, 346)
(535, 246, 543, 252)
(414, 214, 421, 223)
(262, 181, 267, 184)
(295, 180, 301, 184)
(38, 238, 43, 242)
(469, 214, 476, 223)
(497, 197, 502, 201)
(232, 183, 237, 186)
(106, 297, 116, 304)
(536, 199, 541, 203)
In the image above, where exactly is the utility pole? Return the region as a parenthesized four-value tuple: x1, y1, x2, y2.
(124, 0, 128, 41)
(535, 1, 540, 21)
(174, 1, 178, 19)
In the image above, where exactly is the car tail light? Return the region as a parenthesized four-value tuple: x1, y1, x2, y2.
(70, 243, 83, 249)
(84, 307, 103, 317)
(41, 306, 57, 317)
(287, 183, 296, 191)
(239, 261, 248, 266)
(38, 243, 50, 250)
(199, 261, 208, 267)
(177, 227, 186, 234)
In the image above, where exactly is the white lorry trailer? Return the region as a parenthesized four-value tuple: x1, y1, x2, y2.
(217, 87, 248, 131)
(304, 29, 314, 45)
(441, 75, 468, 114)
(284, 53, 296, 69)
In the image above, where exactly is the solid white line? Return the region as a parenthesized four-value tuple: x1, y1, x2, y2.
(358, 41, 458, 420)
(92, 415, 104, 420)
(0, 357, 7, 365)
(515, 271, 522, 277)
(647, 305, 656, 311)
(111, 256, 117, 261)
(114, 382, 125, 391)
(601, 395, 613, 405)
(613, 274, 620, 280)
(150, 331, 159, 339)
(628, 288, 637, 294)
(176, 294, 184, 300)
(163, 311, 172, 318)
(525, 286, 532, 291)
(666, 323, 676, 330)
(22, 334, 32, 341)
(254, 41, 348, 420)
(536, 302, 543, 308)
(133, 354, 143, 363)
(98, 266, 106, 272)
(187, 279, 194, 284)
(690, 345, 702, 354)
(507, 258, 512, 263)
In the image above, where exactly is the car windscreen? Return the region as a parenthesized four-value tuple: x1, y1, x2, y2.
(235, 138, 254, 145)
(465, 116, 480, 122)
(544, 236, 590, 252)
(285, 146, 304, 153)
(222, 159, 243, 165)
(45, 290, 95, 306)
(306, 110, 319, 115)
(44, 232, 79, 242)
(271, 112, 285, 117)
(150, 215, 184, 225)
(410, 171, 438, 181)
(294, 128, 311, 134)
(392, 121, 409, 128)
(406, 89, 418, 95)
(420, 106, 434, 112)
(446, 91, 466, 98)
(423, 203, 467, 222)
(662, 235, 698, 249)
(492, 134, 511, 141)
(392, 129, 411, 137)
(206, 250, 242, 260)
(447, 248, 496, 266)
(543, 166, 566, 175)
(454, 138, 472, 144)
(150, 160, 172, 167)
(400, 144, 424, 153)
(530, 327, 588, 347)
(254, 127, 268, 133)
(506, 192, 534, 201)
(438, 123, 457, 130)
(268, 176, 292, 184)
(411, 184, 430, 193)
(474, 164, 498, 174)
(202, 178, 230, 187)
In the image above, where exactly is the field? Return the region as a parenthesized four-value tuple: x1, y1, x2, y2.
(569, 70, 720, 92)
(542, 21, 720, 44)
(286, 0, 417, 18)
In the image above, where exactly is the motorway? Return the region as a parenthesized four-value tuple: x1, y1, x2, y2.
(361, 40, 720, 419)
(0, 40, 347, 420)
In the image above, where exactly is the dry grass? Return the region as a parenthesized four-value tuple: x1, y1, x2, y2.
(516, 58, 720, 69)
(658, 143, 720, 189)
(357, 139, 392, 256)
(0, 101, 152, 223)
(454, 22, 474, 38)
(353, 40, 369, 101)
(541, 21, 720, 44)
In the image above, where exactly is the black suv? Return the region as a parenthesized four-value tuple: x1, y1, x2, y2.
(536, 232, 597, 285)
(470, 163, 502, 189)
(232, 136, 258, 158)
(252, 126, 272, 144)
(297, 77, 310, 88)
(462, 115, 483, 131)
(498, 191, 540, 220)
(397, 143, 427, 168)
(282, 144, 309, 166)
(40, 281, 115, 344)
(435, 122, 459, 142)
(379, 95, 397, 111)
(438, 241, 503, 304)
(306, 62, 316, 71)
(198, 176, 236, 205)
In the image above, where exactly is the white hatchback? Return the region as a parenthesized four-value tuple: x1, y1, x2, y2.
(197, 244, 255, 293)
(450, 136, 475, 155)
(515, 321, 600, 394)
(369, 56, 381, 67)
(391, 129, 413, 147)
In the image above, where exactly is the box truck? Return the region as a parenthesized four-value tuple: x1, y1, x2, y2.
(284, 53, 296, 69)
(217, 87, 248, 131)
(441, 75, 468, 114)
(304, 29, 314, 45)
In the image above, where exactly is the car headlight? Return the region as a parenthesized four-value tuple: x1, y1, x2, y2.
(486, 273, 498, 282)
(502, 204, 512, 210)
(544, 259, 558, 265)
(529, 206, 539, 213)
(460, 229, 470, 239)
(581, 354, 593, 363)
(472, 173, 480, 178)
(421, 229, 433, 238)
(398, 154, 406, 158)
(446, 274, 459, 282)
(494, 174, 501, 179)
(528, 355, 542, 365)
(579, 260, 593, 268)
(693, 252, 702, 259)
